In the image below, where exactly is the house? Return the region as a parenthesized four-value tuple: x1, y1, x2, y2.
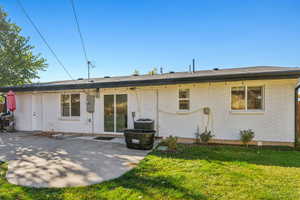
(1, 66, 300, 147)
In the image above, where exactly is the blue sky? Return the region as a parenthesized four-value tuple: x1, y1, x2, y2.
(2, 0, 300, 82)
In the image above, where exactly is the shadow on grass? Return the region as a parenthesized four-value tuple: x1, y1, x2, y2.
(1, 144, 299, 200)
(0, 163, 68, 200)
(0, 161, 207, 200)
(152, 144, 300, 168)
(90, 168, 207, 200)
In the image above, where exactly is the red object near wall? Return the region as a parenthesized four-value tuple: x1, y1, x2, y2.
(6, 90, 16, 112)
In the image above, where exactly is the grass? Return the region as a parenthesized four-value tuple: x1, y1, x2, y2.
(1, 144, 300, 200)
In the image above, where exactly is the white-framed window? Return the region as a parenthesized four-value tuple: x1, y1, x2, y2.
(178, 88, 190, 110)
(61, 94, 81, 117)
(231, 86, 264, 111)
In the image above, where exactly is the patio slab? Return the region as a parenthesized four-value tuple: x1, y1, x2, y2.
(0, 132, 150, 188)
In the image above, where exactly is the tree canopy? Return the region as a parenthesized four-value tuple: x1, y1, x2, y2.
(148, 67, 158, 75)
(0, 7, 47, 86)
(132, 69, 140, 76)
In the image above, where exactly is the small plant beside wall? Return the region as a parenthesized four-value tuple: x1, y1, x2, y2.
(195, 127, 214, 145)
(200, 129, 214, 144)
(240, 129, 255, 147)
(160, 135, 178, 151)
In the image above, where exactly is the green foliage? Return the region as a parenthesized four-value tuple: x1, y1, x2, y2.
(132, 69, 140, 76)
(200, 130, 214, 144)
(148, 67, 158, 75)
(195, 127, 214, 144)
(0, 95, 4, 104)
(1, 145, 300, 199)
(0, 8, 47, 87)
(161, 135, 178, 150)
(240, 129, 255, 147)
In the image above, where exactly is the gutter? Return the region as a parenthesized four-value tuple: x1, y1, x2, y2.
(1, 70, 300, 92)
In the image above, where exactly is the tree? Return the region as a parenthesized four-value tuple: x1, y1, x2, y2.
(0, 8, 47, 86)
(148, 67, 158, 75)
(132, 69, 140, 76)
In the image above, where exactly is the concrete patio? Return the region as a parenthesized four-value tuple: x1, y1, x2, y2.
(0, 132, 150, 188)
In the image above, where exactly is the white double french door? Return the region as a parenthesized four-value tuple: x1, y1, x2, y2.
(104, 94, 128, 133)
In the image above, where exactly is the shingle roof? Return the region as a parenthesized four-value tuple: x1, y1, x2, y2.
(1, 66, 300, 92)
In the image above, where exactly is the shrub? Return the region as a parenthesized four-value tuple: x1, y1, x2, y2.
(240, 129, 255, 147)
(161, 135, 178, 151)
(200, 129, 214, 144)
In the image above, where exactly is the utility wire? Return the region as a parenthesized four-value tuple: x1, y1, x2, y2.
(69, 0, 88, 63)
(16, 0, 74, 80)
(69, 0, 92, 79)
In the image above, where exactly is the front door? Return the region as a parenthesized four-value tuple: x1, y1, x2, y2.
(104, 94, 128, 133)
(32, 94, 43, 131)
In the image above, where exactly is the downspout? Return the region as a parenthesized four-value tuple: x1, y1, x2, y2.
(295, 84, 300, 148)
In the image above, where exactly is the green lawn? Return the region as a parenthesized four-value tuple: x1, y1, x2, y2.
(1, 144, 300, 200)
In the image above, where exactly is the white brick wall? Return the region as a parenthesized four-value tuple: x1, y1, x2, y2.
(14, 78, 298, 143)
(158, 79, 297, 142)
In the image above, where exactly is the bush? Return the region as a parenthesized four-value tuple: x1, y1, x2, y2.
(161, 135, 178, 150)
(200, 130, 214, 144)
(240, 129, 255, 147)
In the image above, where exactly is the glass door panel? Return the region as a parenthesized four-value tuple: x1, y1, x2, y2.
(116, 94, 128, 132)
(104, 95, 114, 132)
(104, 94, 128, 133)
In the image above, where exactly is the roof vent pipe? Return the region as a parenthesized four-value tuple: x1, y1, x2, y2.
(192, 59, 195, 73)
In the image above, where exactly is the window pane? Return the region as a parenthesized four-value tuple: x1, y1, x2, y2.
(247, 87, 263, 110)
(116, 94, 128, 132)
(179, 89, 189, 98)
(104, 95, 114, 132)
(231, 87, 245, 110)
(61, 94, 70, 117)
(179, 100, 190, 110)
(71, 94, 80, 116)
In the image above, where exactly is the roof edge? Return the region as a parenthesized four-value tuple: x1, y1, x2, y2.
(1, 70, 300, 92)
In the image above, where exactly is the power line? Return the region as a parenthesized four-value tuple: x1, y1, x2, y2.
(16, 0, 74, 80)
(69, 0, 88, 63)
(69, 0, 92, 79)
